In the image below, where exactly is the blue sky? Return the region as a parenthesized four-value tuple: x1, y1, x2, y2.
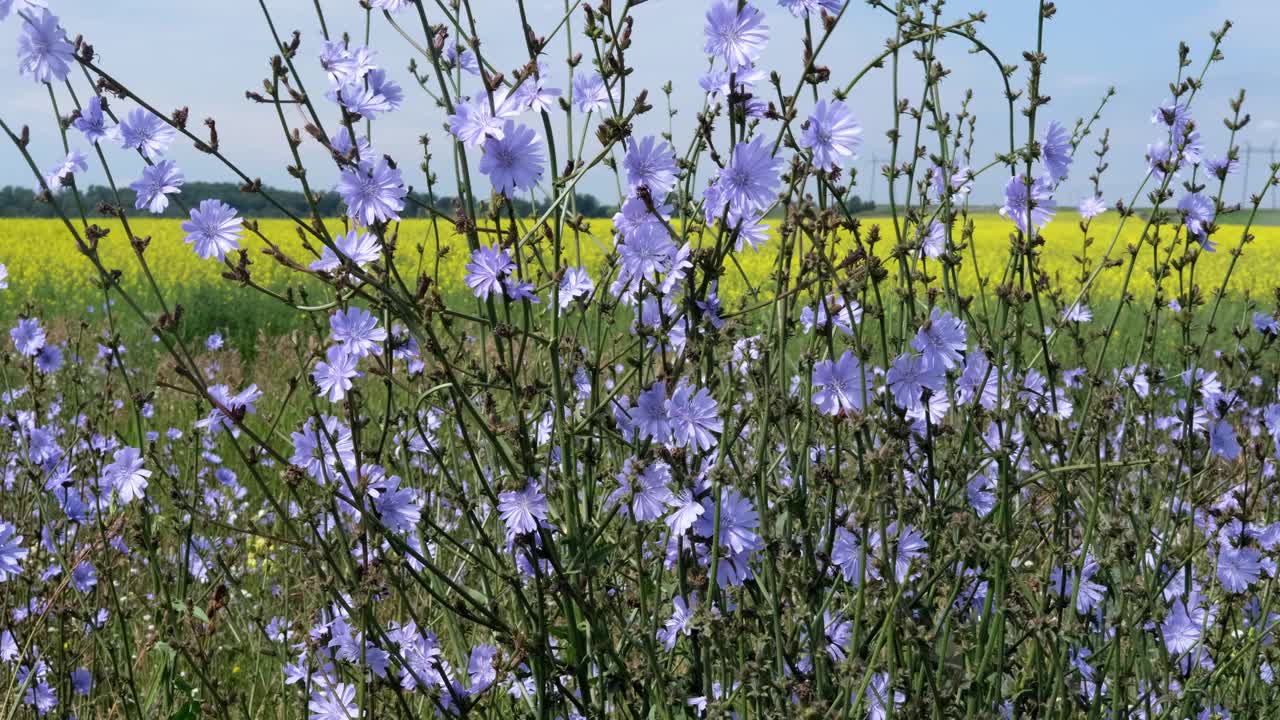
(1, 0, 1279, 207)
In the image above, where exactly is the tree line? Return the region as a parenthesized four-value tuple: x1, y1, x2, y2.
(0, 183, 874, 219)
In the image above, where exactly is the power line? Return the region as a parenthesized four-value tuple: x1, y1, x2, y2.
(1238, 143, 1279, 208)
(868, 153, 880, 205)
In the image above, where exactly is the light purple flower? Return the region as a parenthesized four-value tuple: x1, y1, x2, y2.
(196, 384, 260, 434)
(711, 135, 783, 219)
(812, 350, 864, 416)
(34, 344, 61, 373)
(368, 0, 411, 11)
(10, 318, 45, 356)
(799, 99, 862, 171)
(1146, 141, 1176, 181)
(624, 136, 679, 197)
(447, 93, 516, 148)
(0, 519, 28, 582)
(21, 671, 56, 715)
(1178, 192, 1215, 248)
(118, 108, 177, 160)
(930, 164, 973, 201)
(329, 126, 373, 162)
(1253, 312, 1279, 337)
(633, 382, 672, 443)
(311, 229, 381, 272)
(319, 40, 360, 85)
(1205, 154, 1240, 179)
(865, 672, 904, 720)
(695, 487, 761, 554)
(329, 307, 387, 358)
(17, 9, 72, 83)
(291, 415, 356, 481)
(511, 62, 561, 113)
(467, 644, 498, 693)
(778, 0, 842, 18)
(70, 668, 91, 696)
(504, 278, 538, 304)
(464, 245, 515, 299)
(71, 562, 96, 593)
(1049, 560, 1107, 614)
(105, 446, 150, 505)
(1209, 419, 1240, 461)
(1062, 303, 1092, 323)
(370, 472, 421, 534)
(498, 483, 549, 536)
(613, 193, 672, 243)
(1162, 597, 1211, 653)
(704, 1, 769, 73)
(1152, 100, 1191, 134)
(559, 266, 594, 309)
(887, 352, 945, 410)
(967, 471, 997, 517)
(444, 39, 479, 75)
(308, 682, 358, 720)
(337, 159, 406, 225)
(700, 69, 733, 100)
(130, 160, 183, 214)
(999, 174, 1056, 232)
(1078, 195, 1107, 219)
(665, 490, 705, 536)
(0, 0, 45, 23)
(42, 150, 86, 191)
(1040, 120, 1072, 182)
(800, 295, 861, 335)
(368, 69, 404, 113)
(919, 220, 945, 259)
(611, 211, 681, 300)
(912, 307, 966, 371)
(571, 71, 611, 114)
(314, 346, 361, 403)
(330, 68, 403, 118)
(823, 610, 853, 662)
(697, 283, 724, 329)
(887, 524, 928, 583)
(732, 216, 770, 251)
(1218, 546, 1262, 593)
(480, 121, 544, 197)
(609, 458, 673, 523)
(668, 381, 722, 452)
(657, 594, 698, 650)
(319, 41, 376, 88)
(182, 199, 242, 261)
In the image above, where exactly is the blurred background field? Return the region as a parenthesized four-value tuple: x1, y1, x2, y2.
(2, 213, 1275, 350)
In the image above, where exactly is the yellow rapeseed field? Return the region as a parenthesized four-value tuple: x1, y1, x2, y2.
(1, 215, 1277, 315)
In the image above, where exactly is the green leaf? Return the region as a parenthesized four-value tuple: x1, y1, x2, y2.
(151, 641, 177, 662)
(169, 700, 201, 720)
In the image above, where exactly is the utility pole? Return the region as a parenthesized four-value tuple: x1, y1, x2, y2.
(1238, 143, 1279, 206)
(1242, 142, 1252, 206)
(1271, 142, 1277, 209)
(868, 153, 880, 207)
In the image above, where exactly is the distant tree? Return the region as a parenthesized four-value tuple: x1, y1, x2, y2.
(0, 184, 618, 219)
(844, 195, 876, 214)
